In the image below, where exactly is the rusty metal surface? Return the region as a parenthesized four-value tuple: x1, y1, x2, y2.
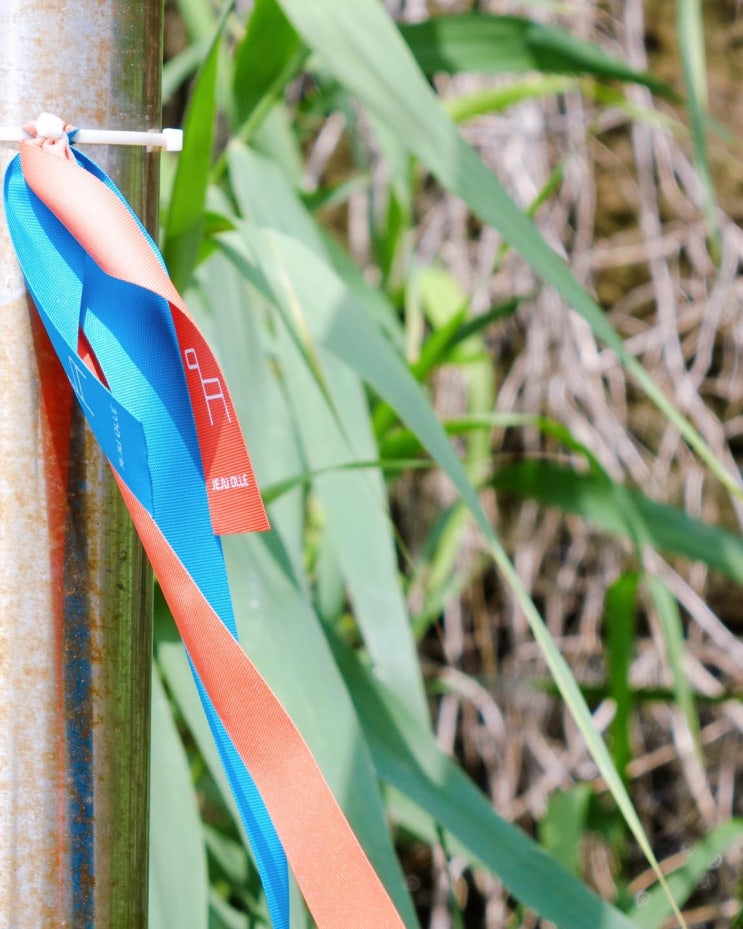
(0, 1, 160, 925)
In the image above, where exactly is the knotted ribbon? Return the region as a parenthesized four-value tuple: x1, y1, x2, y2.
(3, 118, 405, 929)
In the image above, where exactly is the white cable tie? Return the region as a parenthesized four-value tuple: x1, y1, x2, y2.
(0, 124, 183, 152)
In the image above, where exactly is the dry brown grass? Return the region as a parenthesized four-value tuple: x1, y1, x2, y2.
(361, 1, 743, 926)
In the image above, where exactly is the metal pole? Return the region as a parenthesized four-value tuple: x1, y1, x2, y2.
(0, 2, 161, 926)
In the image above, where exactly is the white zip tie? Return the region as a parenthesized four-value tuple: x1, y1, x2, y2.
(0, 117, 183, 152)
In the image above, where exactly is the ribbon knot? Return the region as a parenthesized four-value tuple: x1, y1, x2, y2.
(22, 112, 76, 161)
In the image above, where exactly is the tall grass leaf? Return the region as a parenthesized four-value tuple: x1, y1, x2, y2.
(677, 0, 720, 258)
(232, 0, 301, 129)
(414, 266, 495, 480)
(225, 144, 352, 415)
(264, 258, 430, 723)
(628, 819, 743, 929)
(410, 298, 519, 381)
(605, 572, 639, 781)
(539, 785, 593, 877)
(400, 13, 673, 96)
(645, 575, 701, 750)
(227, 143, 323, 250)
(149, 667, 209, 929)
(492, 460, 743, 584)
(163, 2, 231, 290)
(203, 826, 249, 886)
(250, 103, 305, 185)
(217, 222, 681, 920)
(444, 74, 578, 122)
(319, 229, 406, 353)
(228, 143, 404, 351)
(275, 0, 738, 503)
(330, 632, 640, 929)
(380, 412, 606, 472)
(224, 146, 430, 723)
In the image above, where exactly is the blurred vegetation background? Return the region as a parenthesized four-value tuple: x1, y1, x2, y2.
(150, 2, 743, 927)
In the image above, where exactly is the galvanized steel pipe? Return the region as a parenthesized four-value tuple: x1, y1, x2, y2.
(0, 2, 161, 926)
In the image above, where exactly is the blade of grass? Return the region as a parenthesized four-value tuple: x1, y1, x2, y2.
(224, 146, 430, 723)
(445, 74, 579, 122)
(605, 573, 639, 784)
(175, 0, 216, 41)
(163, 2, 233, 290)
(492, 459, 743, 584)
(677, 0, 720, 260)
(209, 891, 249, 929)
(644, 575, 701, 752)
(162, 36, 210, 100)
(627, 820, 743, 929)
(400, 13, 673, 96)
(224, 142, 406, 350)
(232, 0, 300, 127)
(149, 667, 209, 929)
(380, 412, 607, 473)
(539, 785, 593, 877)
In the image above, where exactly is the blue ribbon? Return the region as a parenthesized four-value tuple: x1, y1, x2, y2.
(4, 150, 290, 929)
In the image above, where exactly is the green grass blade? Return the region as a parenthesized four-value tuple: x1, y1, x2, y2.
(677, 0, 720, 258)
(492, 460, 743, 584)
(223, 148, 430, 722)
(209, 891, 249, 929)
(445, 74, 578, 122)
(275, 0, 738, 502)
(644, 575, 701, 750)
(628, 820, 743, 929)
(400, 14, 673, 96)
(380, 412, 605, 473)
(605, 573, 639, 782)
(271, 289, 429, 723)
(232, 0, 300, 127)
(227, 142, 406, 350)
(236, 148, 400, 348)
(539, 785, 593, 877)
(149, 667, 209, 929)
(330, 633, 640, 929)
(163, 2, 232, 290)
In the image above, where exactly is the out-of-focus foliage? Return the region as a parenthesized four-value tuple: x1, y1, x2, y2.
(152, 1, 743, 927)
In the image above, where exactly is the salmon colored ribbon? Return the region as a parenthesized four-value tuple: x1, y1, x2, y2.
(3, 126, 406, 929)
